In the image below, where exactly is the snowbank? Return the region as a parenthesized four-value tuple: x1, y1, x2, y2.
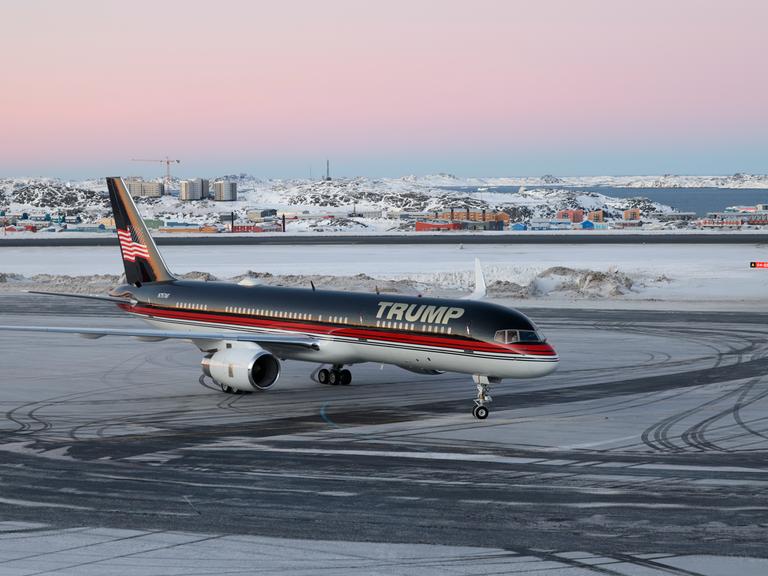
(1, 243, 764, 310)
(0, 267, 642, 300)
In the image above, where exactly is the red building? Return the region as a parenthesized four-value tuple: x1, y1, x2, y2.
(415, 221, 462, 232)
(623, 208, 641, 221)
(231, 223, 284, 233)
(556, 209, 584, 223)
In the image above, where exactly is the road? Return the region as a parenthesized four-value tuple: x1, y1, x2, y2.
(2, 232, 768, 246)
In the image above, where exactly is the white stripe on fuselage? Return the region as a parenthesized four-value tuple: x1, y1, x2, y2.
(127, 310, 557, 379)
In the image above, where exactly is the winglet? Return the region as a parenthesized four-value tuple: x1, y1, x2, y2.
(463, 258, 487, 300)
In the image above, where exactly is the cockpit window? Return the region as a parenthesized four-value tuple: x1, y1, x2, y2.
(494, 329, 545, 344)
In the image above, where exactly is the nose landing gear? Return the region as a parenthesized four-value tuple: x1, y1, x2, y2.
(472, 375, 499, 419)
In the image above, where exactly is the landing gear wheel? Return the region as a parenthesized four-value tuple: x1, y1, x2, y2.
(328, 370, 340, 385)
(339, 369, 352, 386)
(472, 405, 489, 420)
(318, 369, 331, 385)
(471, 375, 498, 420)
(220, 382, 237, 394)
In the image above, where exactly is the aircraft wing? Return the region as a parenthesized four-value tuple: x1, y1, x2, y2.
(0, 325, 319, 350)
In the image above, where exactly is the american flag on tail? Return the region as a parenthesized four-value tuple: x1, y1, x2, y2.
(117, 226, 150, 262)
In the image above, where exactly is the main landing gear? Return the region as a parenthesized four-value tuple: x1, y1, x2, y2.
(472, 375, 500, 419)
(317, 365, 352, 386)
(218, 381, 251, 395)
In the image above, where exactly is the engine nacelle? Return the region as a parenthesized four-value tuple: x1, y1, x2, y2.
(201, 343, 280, 392)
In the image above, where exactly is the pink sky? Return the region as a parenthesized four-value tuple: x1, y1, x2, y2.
(1, 0, 766, 177)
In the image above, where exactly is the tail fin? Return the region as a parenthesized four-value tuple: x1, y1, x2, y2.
(107, 177, 174, 285)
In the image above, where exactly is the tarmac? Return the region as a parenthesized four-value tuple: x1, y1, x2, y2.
(0, 294, 767, 575)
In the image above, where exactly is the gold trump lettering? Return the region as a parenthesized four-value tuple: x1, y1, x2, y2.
(376, 301, 464, 325)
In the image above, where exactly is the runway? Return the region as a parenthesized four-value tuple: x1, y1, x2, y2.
(1, 294, 768, 574)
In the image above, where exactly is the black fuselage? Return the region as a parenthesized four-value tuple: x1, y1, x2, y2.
(112, 280, 540, 348)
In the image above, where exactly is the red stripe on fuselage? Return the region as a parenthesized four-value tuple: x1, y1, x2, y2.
(120, 303, 557, 357)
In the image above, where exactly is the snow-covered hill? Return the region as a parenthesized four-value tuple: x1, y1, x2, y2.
(0, 179, 108, 216)
(408, 173, 768, 189)
(1, 175, 677, 228)
(571, 173, 768, 189)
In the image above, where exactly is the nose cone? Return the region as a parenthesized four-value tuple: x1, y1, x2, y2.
(540, 351, 559, 375)
(534, 354, 559, 377)
(541, 343, 559, 375)
(506, 342, 558, 378)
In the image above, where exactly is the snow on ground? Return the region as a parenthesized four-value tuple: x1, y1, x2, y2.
(2, 243, 767, 310)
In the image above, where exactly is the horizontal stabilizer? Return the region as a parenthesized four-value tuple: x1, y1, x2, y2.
(27, 290, 136, 305)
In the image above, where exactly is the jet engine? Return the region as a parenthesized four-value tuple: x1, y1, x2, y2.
(201, 343, 280, 392)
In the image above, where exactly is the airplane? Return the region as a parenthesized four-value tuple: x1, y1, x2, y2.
(0, 177, 558, 419)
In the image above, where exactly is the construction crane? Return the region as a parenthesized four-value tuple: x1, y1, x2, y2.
(130, 157, 181, 188)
